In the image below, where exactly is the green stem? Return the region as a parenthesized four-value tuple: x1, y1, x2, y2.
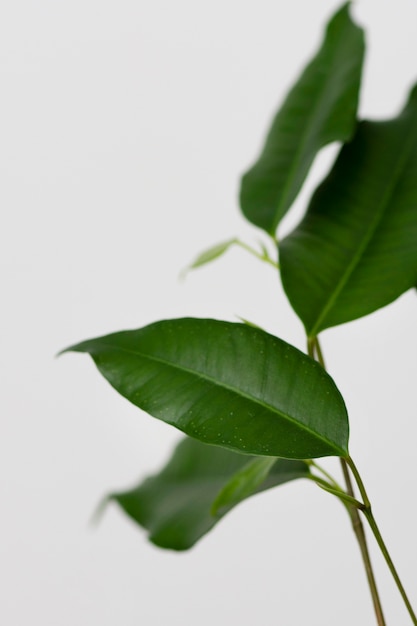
(308, 474, 364, 510)
(313, 336, 326, 368)
(346, 456, 371, 508)
(307, 459, 344, 491)
(309, 336, 386, 626)
(347, 457, 417, 625)
(341, 457, 386, 626)
(234, 239, 279, 269)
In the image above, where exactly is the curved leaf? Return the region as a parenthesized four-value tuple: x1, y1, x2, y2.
(211, 456, 277, 516)
(108, 437, 310, 550)
(240, 2, 364, 234)
(280, 85, 417, 336)
(62, 318, 349, 459)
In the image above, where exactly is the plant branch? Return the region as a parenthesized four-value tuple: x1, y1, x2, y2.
(347, 457, 417, 625)
(307, 459, 343, 491)
(313, 336, 326, 368)
(308, 474, 364, 510)
(234, 239, 279, 269)
(308, 336, 386, 626)
(341, 457, 386, 626)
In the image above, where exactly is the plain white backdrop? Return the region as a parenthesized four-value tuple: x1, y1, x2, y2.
(1, 1, 417, 624)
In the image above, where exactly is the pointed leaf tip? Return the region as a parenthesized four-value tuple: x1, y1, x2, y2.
(239, 1, 364, 234)
(64, 318, 349, 459)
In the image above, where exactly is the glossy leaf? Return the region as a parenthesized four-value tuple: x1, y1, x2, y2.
(280, 85, 417, 336)
(108, 437, 310, 550)
(240, 2, 364, 235)
(62, 318, 349, 459)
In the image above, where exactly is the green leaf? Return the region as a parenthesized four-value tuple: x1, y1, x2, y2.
(108, 437, 310, 550)
(211, 456, 277, 515)
(235, 316, 263, 330)
(62, 318, 349, 459)
(182, 238, 278, 277)
(280, 84, 417, 336)
(239, 2, 364, 235)
(185, 238, 237, 272)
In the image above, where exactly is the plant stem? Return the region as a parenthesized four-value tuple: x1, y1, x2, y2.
(308, 459, 343, 490)
(341, 457, 386, 626)
(234, 239, 279, 269)
(313, 335, 326, 368)
(307, 335, 386, 626)
(308, 474, 364, 510)
(307, 336, 315, 359)
(347, 457, 417, 625)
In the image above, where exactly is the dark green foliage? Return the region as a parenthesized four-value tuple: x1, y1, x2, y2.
(64, 318, 349, 459)
(240, 2, 364, 234)
(109, 437, 309, 550)
(62, 11, 417, 608)
(280, 85, 417, 335)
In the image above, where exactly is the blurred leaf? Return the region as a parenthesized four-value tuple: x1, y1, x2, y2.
(235, 316, 263, 330)
(185, 238, 237, 273)
(211, 456, 277, 515)
(280, 85, 417, 336)
(183, 238, 278, 278)
(62, 318, 349, 459)
(109, 437, 310, 550)
(240, 2, 364, 234)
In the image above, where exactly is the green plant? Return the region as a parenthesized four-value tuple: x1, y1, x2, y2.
(61, 3, 417, 624)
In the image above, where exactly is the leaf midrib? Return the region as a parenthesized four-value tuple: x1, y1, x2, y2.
(89, 339, 345, 454)
(309, 116, 417, 337)
(271, 17, 359, 233)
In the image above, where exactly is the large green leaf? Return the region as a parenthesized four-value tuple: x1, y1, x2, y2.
(239, 2, 364, 235)
(63, 318, 349, 459)
(280, 85, 417, 336)
(108, 437, 310, 550)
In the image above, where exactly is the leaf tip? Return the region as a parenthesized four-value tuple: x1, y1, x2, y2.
(89, 495, 111, 528)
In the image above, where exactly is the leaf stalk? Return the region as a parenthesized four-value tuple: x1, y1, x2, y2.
(234, 239, 279, 268)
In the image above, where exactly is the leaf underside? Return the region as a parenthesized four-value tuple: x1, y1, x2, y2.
(63, 318, 349, 459)
(109, 437, 310, 550)
(240, 2, 364, 235)
(280, 84, 417, 335)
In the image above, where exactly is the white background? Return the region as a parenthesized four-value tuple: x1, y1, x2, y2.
(1, 1, 417, 624)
